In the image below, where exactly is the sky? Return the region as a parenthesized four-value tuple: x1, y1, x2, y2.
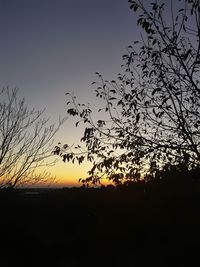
(0, 0, 140, 187)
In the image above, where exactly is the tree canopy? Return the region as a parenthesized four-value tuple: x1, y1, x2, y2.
(55, 0, 200, 186)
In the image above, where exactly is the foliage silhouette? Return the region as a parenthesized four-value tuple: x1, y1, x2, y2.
(55, 0, 200, 185)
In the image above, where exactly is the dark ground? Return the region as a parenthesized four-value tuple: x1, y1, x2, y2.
(0, 179, 200, 267)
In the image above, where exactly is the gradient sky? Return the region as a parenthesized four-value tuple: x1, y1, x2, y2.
(0, 0, 142, 186)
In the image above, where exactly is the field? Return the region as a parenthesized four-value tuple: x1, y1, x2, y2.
(0, 181, 200, 267)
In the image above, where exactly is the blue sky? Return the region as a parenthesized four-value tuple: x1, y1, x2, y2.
(0, 0, 141, 185)
(0, 0, 136, 107)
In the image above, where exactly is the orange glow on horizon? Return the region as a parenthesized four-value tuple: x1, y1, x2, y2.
(0, 156, 114, 188)
(46, 159, 92, 187)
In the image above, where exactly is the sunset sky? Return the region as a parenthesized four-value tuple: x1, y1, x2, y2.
(0, 0, 140, 187)
(0, 0, 187, 187)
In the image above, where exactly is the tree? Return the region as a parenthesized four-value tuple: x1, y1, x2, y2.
(0, 88, 64, 188)
(56, 0, 200, 186)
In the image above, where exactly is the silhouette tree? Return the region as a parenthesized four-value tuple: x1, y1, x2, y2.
(56, 0, 200, 185)
(0, 88, 64, 188)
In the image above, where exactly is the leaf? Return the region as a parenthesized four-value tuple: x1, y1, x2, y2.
(152, 39, 157, 45)
(161, 97, 168, 105)
(67, 108, 78, 116)
(78, 156, 84, 164)
(152, 88, 161, 95)
(136, 113, 140, 123)
(130, 3, 138, 11)
(175, 92, 181, 96)
(62, 154, 67, 163)
(109, 97, 116, 101)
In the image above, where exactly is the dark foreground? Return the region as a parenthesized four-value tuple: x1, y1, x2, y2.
(1, 180, 200, 267)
